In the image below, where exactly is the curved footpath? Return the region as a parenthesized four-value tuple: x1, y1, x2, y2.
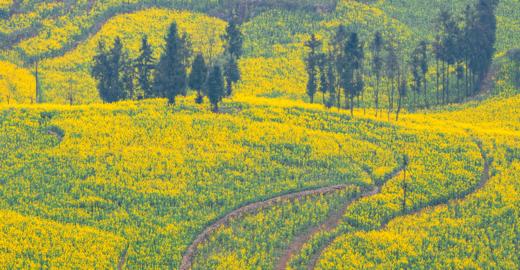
(179, 184, 361, 270)
(275, 166, 405, 270)
(305, 139, 491, 270)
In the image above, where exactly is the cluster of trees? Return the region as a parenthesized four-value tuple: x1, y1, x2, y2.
(304, 0, 498, 120)
(507, 49, 520, 87)
(91, 20, 243, 112)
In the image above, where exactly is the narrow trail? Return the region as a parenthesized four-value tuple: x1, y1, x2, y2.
(275, 166, 404, 270)
(179, 184, 357, 270)
(117, 245, 129, 270)
(306, 139, 491, 270)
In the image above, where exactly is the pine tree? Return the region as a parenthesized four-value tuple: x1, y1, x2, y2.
(470, 0, 498, 91)
(108, 37, 126, 102)
(207, 66, 225, 112)
(396, 65, 408, 121)
(333, 25, 348, 108)
(371, 31, 383, 116)
(136, 35, 155, 99)
(326, 52, 336, 109)
(189, 53, 208, 104)
(419, 41, 429, 108)
(385, 42, 399, 119)
(410, 45, 422, 111)
(92, 40, 110, 102)
(223, 19, 243, 59)
(224, 56, 240, 97)
(305, 34, 322, 103)
(153, 22, 188, 105)
(92, 38, 128, 103)
(435, 9, 461, 104)
(318, 53, 329, 104)
(122, 55, 135, 100)
(340, 32, 363, 116)
(180, 32, 192, 96)
(507, 49, 520, 87)
(222, 19, 243, 97)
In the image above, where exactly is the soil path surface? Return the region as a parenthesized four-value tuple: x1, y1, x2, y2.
(276, 166, 404, 270)
(179, 184, 358, 270)
(305, 139, 491, 270)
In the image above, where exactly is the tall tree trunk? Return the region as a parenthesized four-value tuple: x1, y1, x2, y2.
(442, 61, 446, 104)
(423, 75, 428, 109)
(396, 95, 402, 121)
(465, 59, 469, 98)
(350, 96, 354, 117)
(436, 58, 440, 105)
(446, 64, 451, 104)
(375, 75, 379, 117)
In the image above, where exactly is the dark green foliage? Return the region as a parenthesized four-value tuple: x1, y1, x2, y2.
(507, 49, 520, 86)
(410, 44, 423, 111)
(304, 34, 322, 103)
(371, 31, 384, 116)
(153, 22, 189, 104)
(207, 65, 225, 112)
(396, 66, 408, 121)
(385, 42, 399, 116)
(189, 53, 208, 103)
(224, 56, 240, 97)
(122, 56, 136, 100)
(340, 32, 364, 116)
(325, 53, 336, 109)
(223, 19, 244, 59)
(91, 37, 129, 103)
(318, 53, 329, 104)
(92, 41, 110, 102)
(222, 20, 243, 97)
(418, 41, 429, 108)
(136, 36, 155, 99)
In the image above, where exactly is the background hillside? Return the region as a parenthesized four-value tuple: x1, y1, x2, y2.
(0, 0, 518, 269)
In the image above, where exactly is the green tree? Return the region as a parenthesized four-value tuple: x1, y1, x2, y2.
(318, 53, 329, 104)
(207, 66, 225, 112)
(108, 37, 127, 102)
(92, 41, 110, 102)
(136, 35, 155, 99)
(385, 42, 399, 119)
(340, 32, 363, 116)
(371, 31, 384, 116)
(507, 49, 520, 87)
(469, 0, 498, 92)
(122, 55, 135, 100)
(326, 52, 337, 109)
(304, 34, 322, 103)
(396, 65, 408, 121)
(410, 45, 422, 111)
(189, 53, 208, 104)
(153, 22, 188, 105)
(224, 56, 240, 97)
(332, 25, 348, 108)
(223, 19, 243, 59)
(92, 38, 128, 103)
(418, 41, 429, 108)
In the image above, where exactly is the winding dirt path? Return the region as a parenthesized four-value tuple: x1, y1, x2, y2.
(275, 166, 404, 270)
(179, 184, 358, 270)
(306, 139, 491, 270)
(117, 245, 129, 270)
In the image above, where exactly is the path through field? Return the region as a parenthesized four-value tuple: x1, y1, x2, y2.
(179, 184, 358, 270)
(305, 139, 492, 270)
(275, 166, 404, 270)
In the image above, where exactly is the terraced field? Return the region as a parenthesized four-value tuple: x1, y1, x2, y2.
(0, 0, 519, 269)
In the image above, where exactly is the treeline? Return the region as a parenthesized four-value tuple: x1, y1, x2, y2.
(304, 0, 499, 120)
(91, 20, 243, 112)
